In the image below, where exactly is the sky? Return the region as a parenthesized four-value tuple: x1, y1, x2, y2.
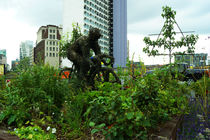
(0, 0, 210, 66)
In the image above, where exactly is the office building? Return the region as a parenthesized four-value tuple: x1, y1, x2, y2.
(63, 0, 127, 67)
(20, 40, 33, 60)
(34, 25, 62, 68)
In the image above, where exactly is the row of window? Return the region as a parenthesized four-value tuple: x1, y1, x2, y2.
(84, 20, 108, 32)
(84, 16, 110, 33)
(49, 34, 57, 39)
(84, 4, 109, 22)
(46, 41, 59, 46)
(85, 0, 109, 12)
(83, 23, 110, 41)
(84, 11, 109, 27)
(84, 27, 109, 39)
(46, 53, 59, 57)
(46, 47, 59, 51)
(49, 29, 56, 33)
(91, 0, 109, 5)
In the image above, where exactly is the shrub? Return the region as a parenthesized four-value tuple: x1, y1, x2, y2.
(0, 64, 70, 126)
(85, 67, 190, 139)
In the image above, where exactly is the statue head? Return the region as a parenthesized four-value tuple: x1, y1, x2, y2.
(88, 28, 102, 41)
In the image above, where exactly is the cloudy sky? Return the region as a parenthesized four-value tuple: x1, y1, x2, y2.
(0, 0, 210, 66)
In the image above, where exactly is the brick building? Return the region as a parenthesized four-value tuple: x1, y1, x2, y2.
(34, 25, 62, 68)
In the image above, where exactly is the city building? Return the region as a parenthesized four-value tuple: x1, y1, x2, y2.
(175, 53, 208, 67)
(20, 40, 33, 60)
(207, 56, 210, 66)
(63, 0, 127, 68)
(0, 49, 7, 65)
(34, 25, 62, 68)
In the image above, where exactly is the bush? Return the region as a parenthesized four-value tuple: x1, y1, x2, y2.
(0, 64, 70, 126)
(85, 67, 190, 139)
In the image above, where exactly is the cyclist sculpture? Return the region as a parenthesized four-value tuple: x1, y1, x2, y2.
(66, 27, 120, 87)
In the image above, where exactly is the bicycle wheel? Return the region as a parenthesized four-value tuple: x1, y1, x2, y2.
(96, 67, 121, 84)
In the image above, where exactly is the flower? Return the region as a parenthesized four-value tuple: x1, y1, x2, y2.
(46, 126, 50, 131)
(52, 128, 56, 134)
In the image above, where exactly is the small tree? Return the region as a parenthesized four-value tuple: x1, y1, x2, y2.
(59, 23, 82, 58)
(17, 57, 31, 71)
(143, 6, 199, 64)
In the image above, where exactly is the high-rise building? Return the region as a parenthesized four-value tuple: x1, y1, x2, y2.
(63, 0, 127, 68)
(0, 49, 7, 65)
(20, 40, 33, 60)
(34, 25, 62, 68)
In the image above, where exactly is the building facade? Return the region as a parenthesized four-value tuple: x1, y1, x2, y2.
(63, 0, 127, 68)
(207, 56, 210, 66)
(175, 53, 208, 67)
(20, 40, 33, 60)
(0, 49, 7, 65)
(34, 25, 62, 68)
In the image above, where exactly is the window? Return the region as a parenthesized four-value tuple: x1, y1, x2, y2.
(50, 29, 52, 33)
(53, 41, 55, 45)
(53, 53, 55, 57)
(46, 53, 48, 57)
(56, 53, 58, 57)
(50, 41, 52, 45)
(53, 35, 55, 39)
(47, 47, 48, 51)
(46, 41, 48, 45)
(53, 47, 55, 51)
(50, 47, 52, 51)
(53, 30, 55, 33)
(49, 53, 52, 57)
(50, 35, 52, 39)
(56, 48, 58, 51)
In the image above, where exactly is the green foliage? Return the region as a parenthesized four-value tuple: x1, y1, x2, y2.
(0, 64, 70, 126)
(143, 6, 198, 64)
(16, 57, 31, 71)
(59, 23, 82, 58)
(190, 76, 210, 117)
(0, 75, 6, 90)
(85, 65, 190, 139)
(10, 124, 56, 140)
(0, 48, 192, 139)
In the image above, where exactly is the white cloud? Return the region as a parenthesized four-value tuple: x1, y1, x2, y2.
(0, 9, 37, 66)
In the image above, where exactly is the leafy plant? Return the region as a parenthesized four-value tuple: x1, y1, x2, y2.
(59, 23, 82, 58)
(143, 6, 198, 64)
(0, 64, 70, 126)
(10, 124, 56, 140)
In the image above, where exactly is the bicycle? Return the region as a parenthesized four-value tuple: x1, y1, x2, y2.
(59, 54, 121, 86)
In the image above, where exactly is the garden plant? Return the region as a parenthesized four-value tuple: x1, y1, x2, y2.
(0, 6, 206, 140)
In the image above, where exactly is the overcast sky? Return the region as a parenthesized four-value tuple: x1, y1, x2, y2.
(0, 0, 209, 66)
